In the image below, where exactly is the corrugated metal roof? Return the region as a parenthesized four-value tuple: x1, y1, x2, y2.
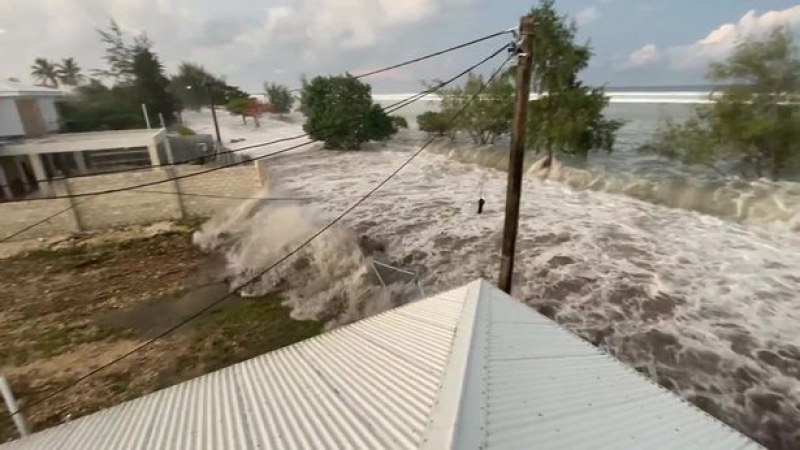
(2, 280, 761, 449)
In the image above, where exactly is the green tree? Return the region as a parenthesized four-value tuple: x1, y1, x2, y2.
(437, 72, 514, 144)
(526, 0, 622, 158)
(264, 82, 294, 114)
(132, 47, 177, 126)
(56, 58, 84, 86)
(647, 27, 800, 180)
(390, 116, 408, 131)
(95, 20, 151, 81)
(417, 111, 454, 137)
(226, 97, 251, 124)
(58, 80, 145, 131)
(31, 58, 59, 87)
(300, 75, 398, 149)
(170, 63, 247, 111)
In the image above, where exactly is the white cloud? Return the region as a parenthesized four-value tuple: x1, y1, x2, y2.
(627, 43, 660, 67)
(0, 0, 474, 91)
(575, 6, 600, 27)
(669, 5, 800, 70)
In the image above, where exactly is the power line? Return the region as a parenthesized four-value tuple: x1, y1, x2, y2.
(6, 50, 513, 422)
(1, 28, 512, 191)
(0, 43, 510, 245)
(2, 42, 511, 205)
(289, 28, 513, 92)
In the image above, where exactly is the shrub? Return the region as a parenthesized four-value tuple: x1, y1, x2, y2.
(300, 75, 398, 149)
(176, 125, 196, 136)
(264, 83, 294, 114)
(416, 111, 453, 137)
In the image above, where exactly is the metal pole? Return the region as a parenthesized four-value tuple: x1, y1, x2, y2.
(0, 375, 29, 438)
(141, 103, 151, 129)
(498, 15, 535, 294)
(206, 83, 223, 148)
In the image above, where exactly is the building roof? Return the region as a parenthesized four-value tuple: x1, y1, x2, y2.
(1, 280, 762, 450)
(0, 80, 62, 98)
(2, 129, 166, 155)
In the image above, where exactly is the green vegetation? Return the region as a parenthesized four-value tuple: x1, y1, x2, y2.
(2, 323, 129, 367)
(226, 98, 270, 127)
(30, 58, 59, 88)
(37, 20, 249, 132)
(416, 111, 454, 137)
(646, 27, 800, 180)
(436, 72, 514, 144)
(170, 62, 249, 112)
(391, 115, 409, 131)
(176, 125, 196, 136)
(176, 294, 321, 374)
(265, 82, 294, 114)
(56, 58, 84, 86)
(226, 97, 251, 124)
(426, 1, 620, 155)
(300, 75, 400, 149)
(526, 0, 622, 158)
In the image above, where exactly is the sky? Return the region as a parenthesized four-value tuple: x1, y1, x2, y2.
(1, 0, 799, 93)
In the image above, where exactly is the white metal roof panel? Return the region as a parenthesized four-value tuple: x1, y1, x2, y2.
(3, 280, 761, 449)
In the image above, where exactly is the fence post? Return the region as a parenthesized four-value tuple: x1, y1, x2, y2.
(53, 178, 83, 233)
(0, 375, 29, 438)
(160, 167, 186, 219)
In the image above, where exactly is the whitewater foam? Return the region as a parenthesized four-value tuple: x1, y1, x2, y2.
(187, 113, 800, 448)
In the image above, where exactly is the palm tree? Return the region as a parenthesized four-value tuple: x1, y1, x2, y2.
(56, 57, 84, 86)
(30, 58, 59, 87)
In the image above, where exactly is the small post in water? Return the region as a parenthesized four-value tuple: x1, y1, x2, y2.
(498, 14, 535, 294)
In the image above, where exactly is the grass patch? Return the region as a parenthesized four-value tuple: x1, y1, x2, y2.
(8, 245, 116, 273)
(171, 294, 321, 377)
(2, 323, 131, 367)
(175, 216, 208, 232)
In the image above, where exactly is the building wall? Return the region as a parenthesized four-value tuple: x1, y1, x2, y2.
(0, 98, 24, 137)
(0, 163, 264, 241)
(16, 99, 47, 137)
(38, 97, 60, 132)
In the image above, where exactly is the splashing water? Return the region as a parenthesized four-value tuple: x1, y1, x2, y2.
(188, 111, 800, 447)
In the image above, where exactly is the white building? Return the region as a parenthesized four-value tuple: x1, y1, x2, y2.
(0, 80, 171, 200)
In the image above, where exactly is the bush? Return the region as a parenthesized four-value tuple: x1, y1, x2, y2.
(300, 75, 398, 149)
(390, 116, 408, 131)
(176, 125, 196, 136)
(265, 83, 294, 114)
(416, 111, 453, 136)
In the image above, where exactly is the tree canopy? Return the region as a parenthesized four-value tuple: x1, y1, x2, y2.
(525, 0, 622, 158)
(31, 58, 59, 88)
(436, 72, 514, 145)
(646, 27, 800, 180)
(132, 47, 177, 126)
(56, 58, 84, 86)
(265, 83, 294, 114)
(300, 75, 399, 149)
(428, 1, 620, 154)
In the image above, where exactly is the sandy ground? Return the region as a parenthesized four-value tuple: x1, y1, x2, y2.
(0, 222, 320, 443)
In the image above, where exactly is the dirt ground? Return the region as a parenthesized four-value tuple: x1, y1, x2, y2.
(0, 222, 321, 443)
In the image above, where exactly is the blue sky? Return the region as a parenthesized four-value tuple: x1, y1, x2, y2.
(1, 0, 799, 92)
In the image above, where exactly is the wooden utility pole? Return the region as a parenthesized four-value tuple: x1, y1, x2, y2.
(498, 14, 535, 294)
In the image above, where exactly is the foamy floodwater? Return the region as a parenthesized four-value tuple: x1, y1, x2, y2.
(191, 113, 800, 448)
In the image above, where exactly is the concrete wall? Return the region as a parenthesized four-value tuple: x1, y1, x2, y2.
(38, 97, 60, 132)
(0, 98, 24, 137)
(0, 162, 265, 241)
